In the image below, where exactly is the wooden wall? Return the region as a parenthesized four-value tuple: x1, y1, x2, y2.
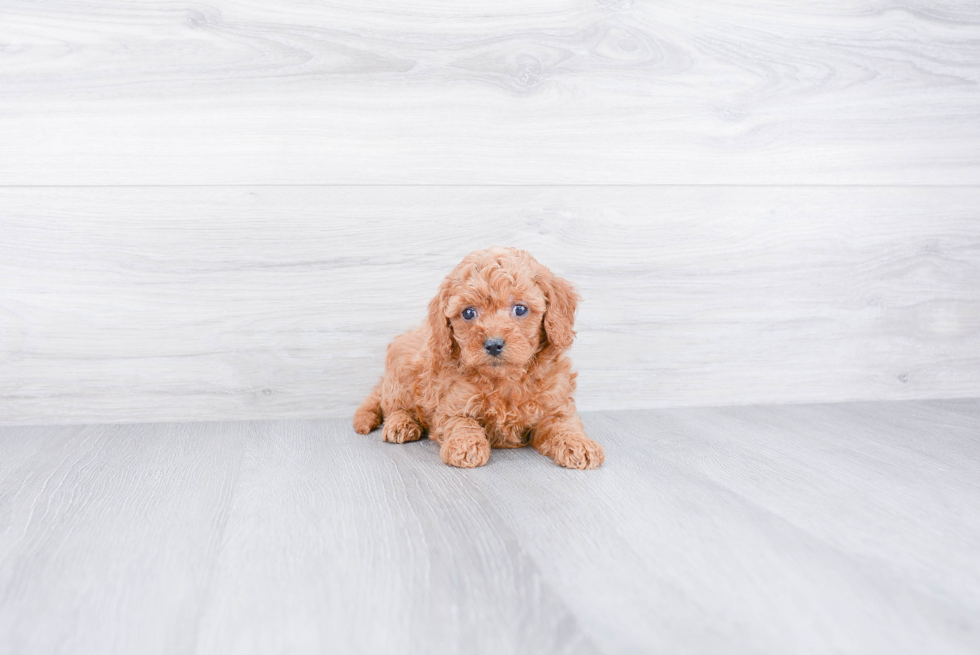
(2, 1, 979, 424)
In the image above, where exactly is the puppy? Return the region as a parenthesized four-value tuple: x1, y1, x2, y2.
(353, 247, 604, 469)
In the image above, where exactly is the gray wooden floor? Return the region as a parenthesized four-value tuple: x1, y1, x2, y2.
(1, 399, 978, 654)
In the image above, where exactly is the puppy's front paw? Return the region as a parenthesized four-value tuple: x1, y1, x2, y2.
(440, 434, 491, 468)
(382, 413, 422, 444)
(550, 435, 604, 470)
(353, 408, 380, 435)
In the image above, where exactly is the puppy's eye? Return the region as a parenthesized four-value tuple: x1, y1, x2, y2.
(513, 304, 528, 317)
(461, 307, 477, 321)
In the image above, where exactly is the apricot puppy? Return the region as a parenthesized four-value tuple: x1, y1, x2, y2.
(353, 247, 604, 469)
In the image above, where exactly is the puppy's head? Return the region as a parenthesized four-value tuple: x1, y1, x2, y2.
(427, 247, 579, 375)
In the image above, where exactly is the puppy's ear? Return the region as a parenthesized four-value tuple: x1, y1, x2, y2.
(541, 271, 580, 353)
(426, 277, 456, 364)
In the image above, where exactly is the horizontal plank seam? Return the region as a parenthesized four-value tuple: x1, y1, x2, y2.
(2, 184, 980, 189)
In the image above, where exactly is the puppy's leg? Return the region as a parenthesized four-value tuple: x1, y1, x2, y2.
(381, 409, 423, 444)
(532, 415, 604, 470)
(370, 328, 428, 444)
(353, 384, 383, 434)
(437, 416, 491, 468)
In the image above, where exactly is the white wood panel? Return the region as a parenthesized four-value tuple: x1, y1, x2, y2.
(2, 0, 979, 184)
(1, 186, 977, 425)
(0, 401, 977, 653)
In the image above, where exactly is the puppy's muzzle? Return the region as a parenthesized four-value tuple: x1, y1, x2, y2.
(484, 337, 505, 357)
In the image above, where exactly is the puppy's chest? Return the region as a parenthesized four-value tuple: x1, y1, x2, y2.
(475, 384, 543, 448)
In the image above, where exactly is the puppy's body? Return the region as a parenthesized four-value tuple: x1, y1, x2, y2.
(354, 247, 603, 469)
(365, 328, 576, 449)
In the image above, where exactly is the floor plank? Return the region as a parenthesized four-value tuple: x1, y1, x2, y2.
(0, 400, 977, 654)
(194, 419, 598, 655)
(0, 422, 244, 654)
(2, 186, 978, 425)
(2, 0, 979, 184)
(470, 404, 980, 653)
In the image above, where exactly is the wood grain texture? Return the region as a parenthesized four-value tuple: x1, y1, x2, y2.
(1, 0, 979, 184)
(0, 400, 977, 654)
(195, 420, 598, 655)
(2, 186, 978, 425)
(0, 422, 244, 654)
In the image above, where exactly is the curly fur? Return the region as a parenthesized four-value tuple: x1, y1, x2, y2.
(353, 247, 604, 469)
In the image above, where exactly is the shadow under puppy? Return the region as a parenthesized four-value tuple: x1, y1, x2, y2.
(354, 247, 604, 469)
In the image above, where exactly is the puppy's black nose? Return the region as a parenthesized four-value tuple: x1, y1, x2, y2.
(484, 337, 505, 357)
